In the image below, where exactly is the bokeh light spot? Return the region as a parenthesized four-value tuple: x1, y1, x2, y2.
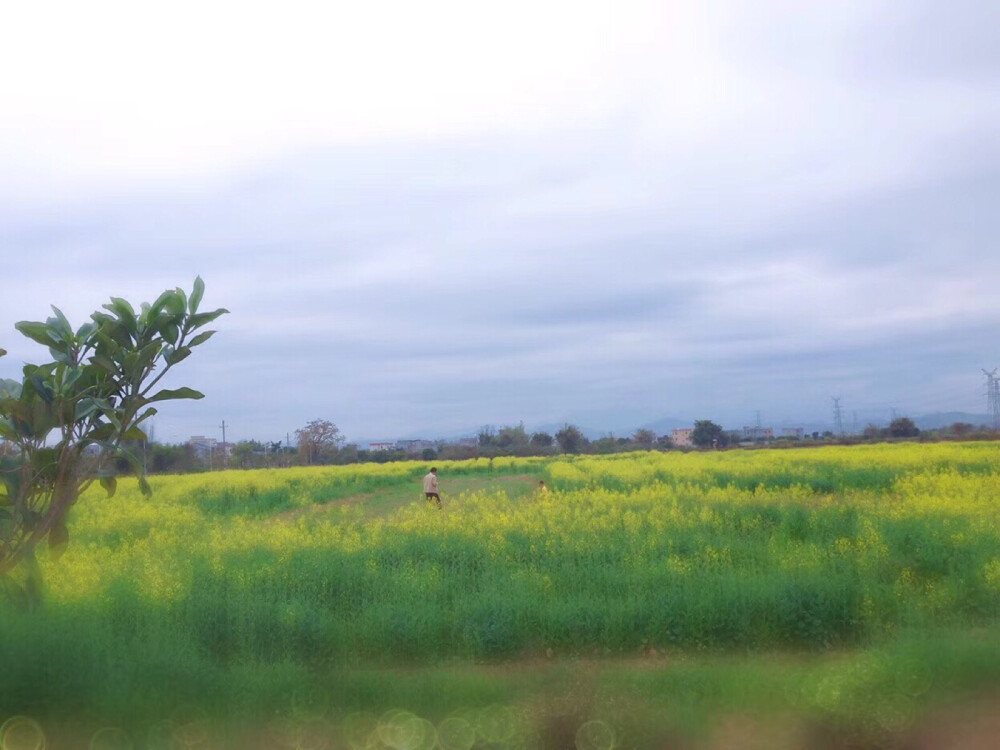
(0, 717, 45, 750)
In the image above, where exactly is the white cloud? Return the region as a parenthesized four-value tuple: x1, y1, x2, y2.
(0, 0, 668, 189)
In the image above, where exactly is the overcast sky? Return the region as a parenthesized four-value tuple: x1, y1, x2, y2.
(1, 1, 998, 443)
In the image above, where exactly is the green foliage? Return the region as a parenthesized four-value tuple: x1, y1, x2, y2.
(631, 428, 657, 449)
(295, 418, 344, 465)
(691, 420, 728, 448)
(555, 424, 587, 453)
(0, 279, 227, 592)
(529, 431, 554, 448)
(888, 416, 920, 438)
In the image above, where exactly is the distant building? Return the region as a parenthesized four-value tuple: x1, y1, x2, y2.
(742, 426, 774, 441)
(188, 435, 216, 460)
(368, 442, 396, 452)
(396, 439, 436, 454)
(781, 427, 804, 440)
(671, 428, 694, 447)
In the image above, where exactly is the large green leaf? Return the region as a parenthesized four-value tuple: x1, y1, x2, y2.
(99, 475, 117, 497)
(48, 347, 74, 365)
(163, 322, 180, 346)
(28, 374, 54, 404)
(103, 298, 138, 332)
(74, 398, 102, 422)
(88, 424, 116, 441)
(134, 340, 163, 372)
(122, 425, 148, 441)
(131, 406, 158, 426)
(15, 321, 59, 348)
(48, 306, 74, 340)
(149, 289, 176, 318)
(75, 321, 97, 340)
(189, 276, 205, 314)
(88, 353, 119, 376)
(144, 387, 204, 404)
(162, 290, 186, 318)
(187, 330, 216, 347)
(164, 346, 191, 365)
(94, 319, 131, 349)
(186, 309, 229, 330)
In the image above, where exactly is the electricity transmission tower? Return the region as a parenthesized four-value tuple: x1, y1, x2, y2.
(832, 397, 844, 436)
(984, 369, 1000, 431)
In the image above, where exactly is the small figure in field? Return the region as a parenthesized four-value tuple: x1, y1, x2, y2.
(537, 479, 549, 495)
(423, 467, 441, 508)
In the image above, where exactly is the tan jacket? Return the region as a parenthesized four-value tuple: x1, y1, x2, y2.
(423, 472, 438, 493)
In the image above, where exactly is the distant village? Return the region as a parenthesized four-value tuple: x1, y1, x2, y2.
(156, 415, 998, 474)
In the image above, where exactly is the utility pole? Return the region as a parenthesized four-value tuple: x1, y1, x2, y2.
(984, 369, 1000, 431)
(832, 397, 844, 436)
(219, 420, 228, 468)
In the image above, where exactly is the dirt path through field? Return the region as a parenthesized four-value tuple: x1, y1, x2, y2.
(273, 474, 540, 523)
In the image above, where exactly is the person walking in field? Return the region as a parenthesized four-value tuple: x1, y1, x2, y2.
(537, 479, 549, 495)
(423, 467, 441, 508)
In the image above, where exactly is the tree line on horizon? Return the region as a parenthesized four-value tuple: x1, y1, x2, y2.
(103, 416, 1000, 474)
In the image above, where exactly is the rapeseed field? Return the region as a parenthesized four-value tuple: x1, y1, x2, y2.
(2, 443, 999, 747)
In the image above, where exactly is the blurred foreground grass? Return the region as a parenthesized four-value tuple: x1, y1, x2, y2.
(3, 629, 1000, 748)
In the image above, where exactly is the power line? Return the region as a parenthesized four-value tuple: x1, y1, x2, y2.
(832, 397, 844, 436)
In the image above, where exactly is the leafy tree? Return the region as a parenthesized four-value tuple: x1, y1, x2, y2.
(555, 424, 588, 454)
(888, 417, 919, 438)
(690, 420, 727, 448)
(231, 440, 257, 469)
(0, 278, 226, 595)
(948, 422, 974, 437)
(495, 423, 530, 451)
(530, 431, 554, 449)
(477, 425, 496, 448)
(591, 436, 620, 454)
(862, 424, 884, 440)
(149, 442, 195, 474)
(295, 419, 344, 464)
(632, 428, 656, 449)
